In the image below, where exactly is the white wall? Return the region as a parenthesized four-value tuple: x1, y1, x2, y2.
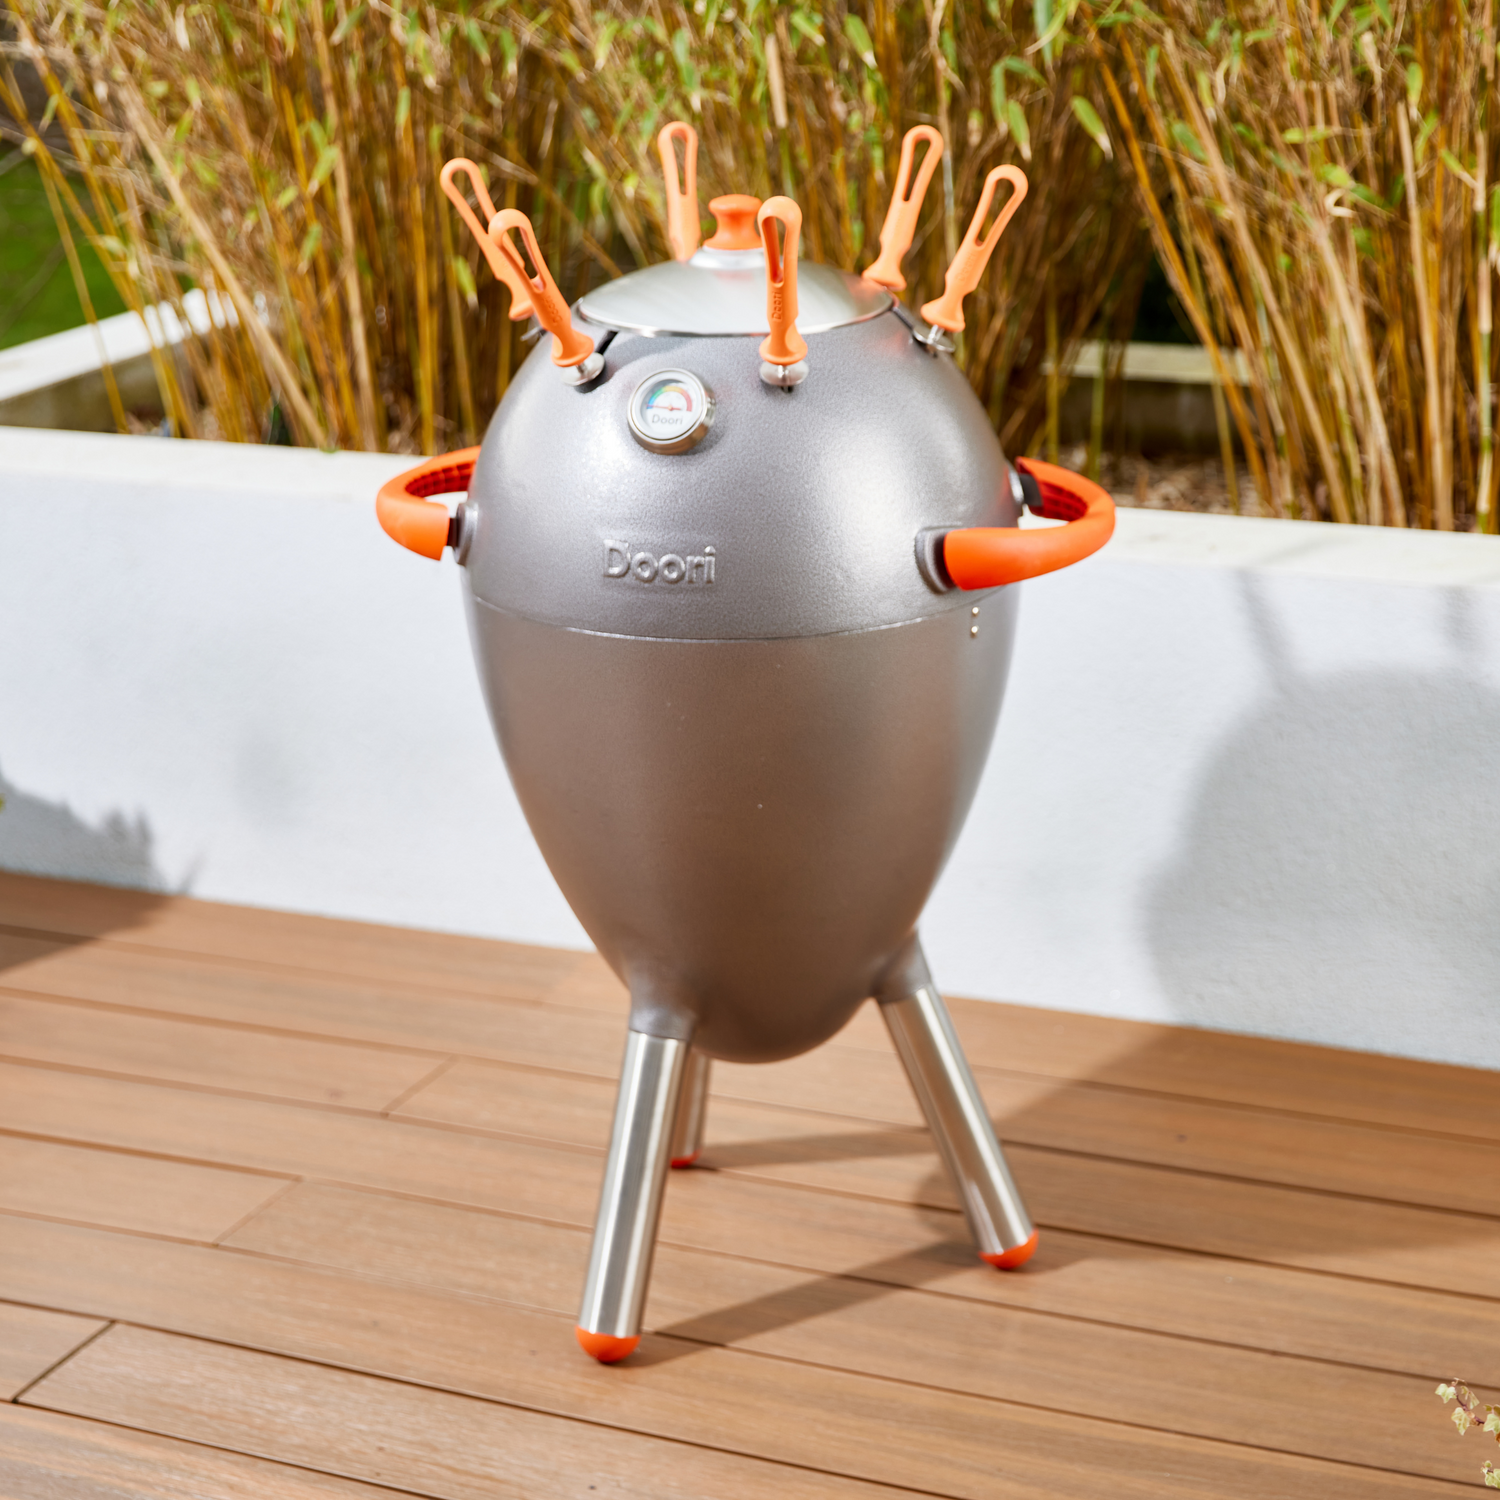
(3, 425, 1497, 1070)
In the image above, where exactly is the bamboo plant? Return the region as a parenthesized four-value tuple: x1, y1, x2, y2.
(3, 0, 1136, 460)
(1076, 0, 1500, 529)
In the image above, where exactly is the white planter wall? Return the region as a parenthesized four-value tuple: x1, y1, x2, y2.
(3, 424, 1497, 1071)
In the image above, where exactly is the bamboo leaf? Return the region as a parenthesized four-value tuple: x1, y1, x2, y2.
(395, 85, 411, 133)
(453, 254, 477, 307)
(990, 62, 1007, 125)
(1406, 61, 1422, 109)
(843, 14, 876, 67)
(297, 222, 321, 269)
(1439, 148, 1478, 190)
(1170, 119, 1207, 162)
(1034, 0, 1055, 64)
(330, 4, 365, 45)
(790, 10, 824, 47)
(1070, 96, 1112, 158)
(1006, 98, 1032, 160)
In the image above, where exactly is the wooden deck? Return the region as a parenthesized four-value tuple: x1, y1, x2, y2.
(1, 871, 1497, 1499)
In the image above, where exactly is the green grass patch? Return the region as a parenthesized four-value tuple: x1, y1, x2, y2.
(0, 150, 126, 351)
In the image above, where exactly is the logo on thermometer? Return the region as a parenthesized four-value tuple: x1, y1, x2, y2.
(628, 369, 714, 454)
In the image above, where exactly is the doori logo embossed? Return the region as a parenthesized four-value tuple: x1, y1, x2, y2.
(603, 541, 716, 584)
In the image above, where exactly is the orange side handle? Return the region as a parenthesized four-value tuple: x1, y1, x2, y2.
(942, 457, 1114, 588)
(486, 209, 595, 369)
(658, 121, 700, 262)
(920, 165, 1028, 334)
(863, 125, 945, 292)
(757, 197, 808, 367)
(376, 447, 480, 560)
(439, 159, 534, 321)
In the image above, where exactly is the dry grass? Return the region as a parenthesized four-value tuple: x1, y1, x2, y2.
(1, 0, 1135, 457)
(8, 0, 1494, 532)
(1088, 0, 1498, 530)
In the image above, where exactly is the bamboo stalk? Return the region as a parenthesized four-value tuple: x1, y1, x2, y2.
(1396, 82, 1452, 528)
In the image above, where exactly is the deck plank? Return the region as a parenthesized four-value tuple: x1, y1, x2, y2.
(401, 1053, 1500, 1217)
(0, 870, 588, 1010)
(0, 1301, 105, 1400)
(6, 872, 1497, 1143)
(0, 994, 440, 1109)
(1, 874, 1496, 1498)
(21, 1325, 941, 1500)
(13, 1271, 1474, 1495)
(0, 1134, 287, 1242)
(0, 932, 626, 1078)
(3, 1058, 1497, 1298)
(6, 930, 1498, 1217)
(0, 1404, 438, 1499)
(229, 1181, 1500, 1386)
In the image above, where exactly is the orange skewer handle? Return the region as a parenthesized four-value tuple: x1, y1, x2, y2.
(376, 447, 480, 560)
(439, 159, 534, 321)
(486, 208, 596, 369)
(757, 196, 808, 367)
(863, 125, 945, 292)
(919, 165, 1028, 334)
(658, 121, 700, 262)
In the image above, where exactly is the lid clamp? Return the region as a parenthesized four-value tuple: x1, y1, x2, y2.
(889, 299, 956, 356)
(487, 207, 604, 386)
(757, 197, 809, 389)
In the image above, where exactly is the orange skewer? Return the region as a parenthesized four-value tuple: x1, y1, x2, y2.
(863, 125, 945, 293)
(658, 121, 700, 262)
(439, 158, 534, 321)
(486, 208, 597, 371)
(920, 166, 1028, 334)
(757, 196, 808, 384)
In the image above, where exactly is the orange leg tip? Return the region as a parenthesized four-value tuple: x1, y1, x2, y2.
(575, 1328, 640, 1363)
(669, 1152, 700, 1169)
(981, 1230, 1039, 1271)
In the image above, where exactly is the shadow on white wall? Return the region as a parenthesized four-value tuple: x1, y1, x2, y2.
(1147, 579, 1500, 1065)
(0, 761, 169, 893)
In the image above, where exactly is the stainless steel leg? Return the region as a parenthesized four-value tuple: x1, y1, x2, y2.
(668, 1048, 712, 1167)
(877, 941, 1037, 1268)
(576, 1029, 689, 1362)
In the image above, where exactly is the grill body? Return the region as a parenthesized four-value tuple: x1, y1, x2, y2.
(461, 313, 1019, 1061)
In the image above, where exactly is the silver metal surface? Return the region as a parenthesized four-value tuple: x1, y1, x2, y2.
(465, 315, 1018, 641)
(759, 358, 808, 389)
(889, 298, 956, 354)
(559, 351, 605, 386)
(877, 943, 1033, 1257)
(452, 500, 478, 567)
(578, 1030, 690, 1339)
(627, 368, 715, 454)
(577, 256, 891, 338)
(465, 598, 1015, 1061)
(668, 1048, 712, 1165)
(449, 255, 1042, 1341)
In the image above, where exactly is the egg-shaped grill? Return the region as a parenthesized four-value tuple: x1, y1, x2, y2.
(377, 123, 1113, 1362)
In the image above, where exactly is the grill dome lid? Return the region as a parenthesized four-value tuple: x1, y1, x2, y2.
(576, 244, 892, 338)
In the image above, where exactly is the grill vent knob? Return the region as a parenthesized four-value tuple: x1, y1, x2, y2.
(705, 194, 763, 250)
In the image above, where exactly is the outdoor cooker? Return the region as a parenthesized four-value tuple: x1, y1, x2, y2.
(377, 123, 1114, 1362)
